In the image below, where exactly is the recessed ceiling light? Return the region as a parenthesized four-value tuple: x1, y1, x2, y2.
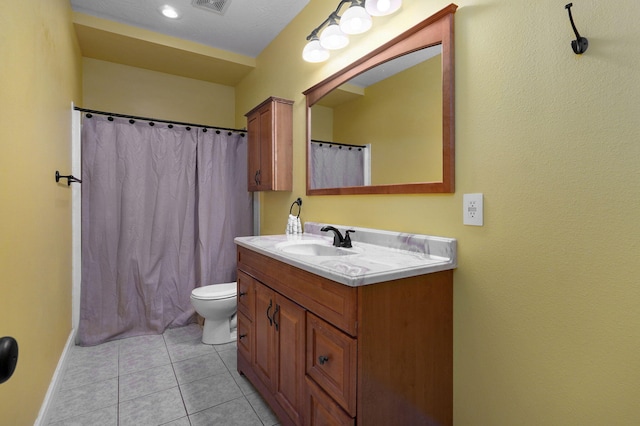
(159, 5, 180, 19)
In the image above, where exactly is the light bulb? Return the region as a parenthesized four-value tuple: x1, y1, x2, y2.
(340, 4, 372, 35)
(303, 39, 330, 63)
(160, 5, 180, 19)
(320, 23, 349, 50)
(365, 0, 402, 16)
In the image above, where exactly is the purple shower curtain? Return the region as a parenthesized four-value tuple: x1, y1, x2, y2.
(78, 115, 252, 346)
(310, 142, 365, 189)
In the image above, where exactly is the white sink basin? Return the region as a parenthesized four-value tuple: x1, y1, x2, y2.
(275, 240, 360, 257)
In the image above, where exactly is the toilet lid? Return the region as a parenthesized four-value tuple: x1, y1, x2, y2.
(191, 282, 237, 300)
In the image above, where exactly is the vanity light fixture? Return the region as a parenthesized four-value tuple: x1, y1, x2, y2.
(302, 0, 401, 63)
(340, 1, 373, 35)
(159, 5, 180, 19)
(365, 0, 402, 16)
(320, 13, 350, 50)
(303, 36, 331, 63)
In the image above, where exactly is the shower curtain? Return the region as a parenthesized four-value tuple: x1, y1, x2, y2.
(78, 114, 252, 346)
(310, 143, 366, 188)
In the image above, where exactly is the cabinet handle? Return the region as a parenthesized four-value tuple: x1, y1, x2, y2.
(318, 355, 329, 365)
(273, 304, 280, 331)
(254, 170, 261, 185)
(239, 291, 247, 297)
(266, 299, 273, 326)
(239, 334, 247, 339)
(256, 169, 261, 185)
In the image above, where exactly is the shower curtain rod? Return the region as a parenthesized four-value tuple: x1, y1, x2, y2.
(74, 107, 247, 134)
(311, 139, 367, 149)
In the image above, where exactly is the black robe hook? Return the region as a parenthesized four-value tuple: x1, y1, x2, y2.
(565, 3, 588, 54)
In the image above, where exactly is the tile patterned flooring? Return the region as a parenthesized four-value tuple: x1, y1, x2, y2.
(48, 324, 279, 426)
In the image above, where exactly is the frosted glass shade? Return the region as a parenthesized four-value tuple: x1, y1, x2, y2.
(320, 24, 349, 50)
(303, 39, 330, 63)
(160, 5, 180, 19)
(340, 5, 372, 35)
(365, 0, 402, 16)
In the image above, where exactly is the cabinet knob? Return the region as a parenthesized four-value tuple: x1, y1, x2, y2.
(318, 355, 329, 365)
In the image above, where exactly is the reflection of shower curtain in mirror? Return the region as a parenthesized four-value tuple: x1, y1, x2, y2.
(78, 114, 252, 346)
(310, 143, 366, 189)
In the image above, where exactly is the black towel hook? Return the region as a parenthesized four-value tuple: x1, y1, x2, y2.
(289, 197, 302, 218)
(55, 171, 82, 186)
(565, 3, 588, 54)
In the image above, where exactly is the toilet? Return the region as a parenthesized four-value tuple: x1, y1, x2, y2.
(190, 282, 238, 345)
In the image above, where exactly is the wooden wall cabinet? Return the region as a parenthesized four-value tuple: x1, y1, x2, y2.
(236, 246, 453, 426)
(245, 97, 293, 191)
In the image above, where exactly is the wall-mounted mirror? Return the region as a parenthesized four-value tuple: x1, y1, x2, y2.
(304, 4, 457, 195)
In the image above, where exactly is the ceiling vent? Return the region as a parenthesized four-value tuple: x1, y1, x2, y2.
(191, 0, 232, 15)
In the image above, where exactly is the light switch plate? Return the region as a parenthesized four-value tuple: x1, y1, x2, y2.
(463, 193, 483, 226)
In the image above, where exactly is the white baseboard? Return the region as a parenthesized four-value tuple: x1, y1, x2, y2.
(34, 328, 77, 426)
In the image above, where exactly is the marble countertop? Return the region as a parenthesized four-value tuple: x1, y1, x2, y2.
(234, 222, 457, 287)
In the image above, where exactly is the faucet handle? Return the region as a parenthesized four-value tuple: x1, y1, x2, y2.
(343, 230, 356, 248)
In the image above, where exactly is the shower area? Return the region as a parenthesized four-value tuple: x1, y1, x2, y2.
(71, 108, 253, 346)
(309, 140, 371, 189)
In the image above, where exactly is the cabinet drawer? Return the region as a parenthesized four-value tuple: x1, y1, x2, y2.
(238, 247, 358, 335)
(237, 271, 255, 320)
(306, 313, 357, 416)
(305, 376, 354, 426)
(237, 311, 252, 362)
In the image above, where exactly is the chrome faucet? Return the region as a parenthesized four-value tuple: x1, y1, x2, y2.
(321, 226, 356, 248)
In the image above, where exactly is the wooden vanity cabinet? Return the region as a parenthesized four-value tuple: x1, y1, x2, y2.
(245, 97, 293, 192)
(236, 246, 453, 426)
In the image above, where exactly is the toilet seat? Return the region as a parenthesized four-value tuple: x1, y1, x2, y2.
(191, 282, 236, 301)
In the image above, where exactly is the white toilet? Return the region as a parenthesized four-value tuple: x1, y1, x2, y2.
(190, 282, 238, 345)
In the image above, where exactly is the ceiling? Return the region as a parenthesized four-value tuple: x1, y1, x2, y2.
(71, 0, 310, 85)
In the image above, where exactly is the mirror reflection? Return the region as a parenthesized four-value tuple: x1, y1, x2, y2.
(310, 45, 442, 189)
(304, 4, 457, 195)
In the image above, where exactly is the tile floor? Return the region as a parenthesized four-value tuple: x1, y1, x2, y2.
(48, 324, 279, 426)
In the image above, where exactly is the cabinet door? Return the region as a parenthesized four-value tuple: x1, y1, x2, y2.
(247, 111, 262, 191)
(274, 293, 306, 425)
(237, 271, 255, 320)
(246, 102, 274, 192)
(257, 105, 274, 190)
(253, 283, 277, 390)
(305, 376, 354, 426)
(306, 313, 357, 416)
(237, 311, 252, 362)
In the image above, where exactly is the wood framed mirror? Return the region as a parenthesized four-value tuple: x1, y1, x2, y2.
(304, 4, 457, 195)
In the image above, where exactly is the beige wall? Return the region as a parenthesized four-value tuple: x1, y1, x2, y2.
(0, 0, 82, 424)
(82, 58, 236, 128)
(237, 0, 640, 424)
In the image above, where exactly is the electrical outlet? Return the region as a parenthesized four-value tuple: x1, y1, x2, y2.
(463, 193, 483, 226)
